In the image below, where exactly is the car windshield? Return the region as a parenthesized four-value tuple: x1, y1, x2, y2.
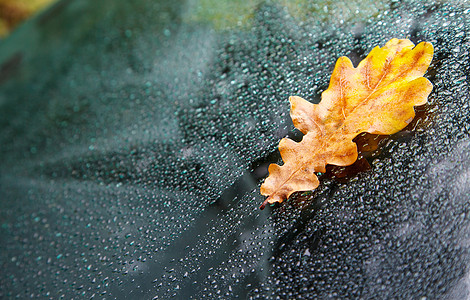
(1, 0, 470, 298)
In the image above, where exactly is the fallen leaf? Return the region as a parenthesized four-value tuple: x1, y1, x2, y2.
(260, 38, 433, 209)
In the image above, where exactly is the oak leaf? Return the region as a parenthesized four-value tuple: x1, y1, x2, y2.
(260, 38, 433, 209)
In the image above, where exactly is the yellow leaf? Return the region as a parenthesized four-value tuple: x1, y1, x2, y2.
(260, 38, 433, 209)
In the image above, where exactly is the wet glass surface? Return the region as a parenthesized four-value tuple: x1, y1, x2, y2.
(1, 0, 470, 298)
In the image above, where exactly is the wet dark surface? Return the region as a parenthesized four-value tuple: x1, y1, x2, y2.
(1, 0, 470, 298)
